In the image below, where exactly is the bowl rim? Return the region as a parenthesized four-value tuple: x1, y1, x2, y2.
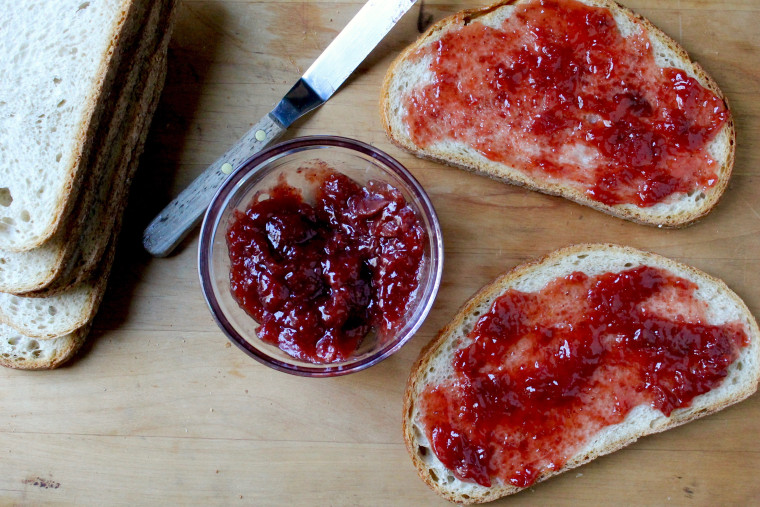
(198, 135, 444, 377)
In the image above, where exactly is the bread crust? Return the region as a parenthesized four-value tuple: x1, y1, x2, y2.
(380, 0, 736, 228)
(403, 243, 760, 504)
(41, 0, 149, 250)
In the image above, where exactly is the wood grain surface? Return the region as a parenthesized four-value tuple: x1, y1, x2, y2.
(2, 0, 759, 504)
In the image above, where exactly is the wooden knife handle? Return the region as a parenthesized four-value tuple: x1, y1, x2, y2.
(142, 114, 286, 257)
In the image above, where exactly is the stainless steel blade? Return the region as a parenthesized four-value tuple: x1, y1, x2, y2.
(270, 0, 417, 128)
(143, 0, 417, 256)
(303, 0, 417, 102)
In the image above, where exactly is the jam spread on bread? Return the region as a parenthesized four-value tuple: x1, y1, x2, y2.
(419, 266, 748, 487)
(404, 0, 728, 207)
(226, 168, 425, 363)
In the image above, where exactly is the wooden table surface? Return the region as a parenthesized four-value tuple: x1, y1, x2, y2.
(2, 0, 760, 504)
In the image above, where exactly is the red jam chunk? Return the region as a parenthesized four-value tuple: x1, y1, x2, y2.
(226, 168, 426, 363)
(419, 266, 748, 488)
(405, 0, 729, 207)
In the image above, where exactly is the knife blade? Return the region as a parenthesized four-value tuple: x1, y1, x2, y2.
(142, 0, 418, 257)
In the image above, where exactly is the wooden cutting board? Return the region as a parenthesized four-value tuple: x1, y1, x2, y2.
(2, 0, 759, 504)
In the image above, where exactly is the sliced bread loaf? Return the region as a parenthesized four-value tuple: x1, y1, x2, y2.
(381, 0, 735, 227)
(404, 244, 760, 503)
(0, 0, 172, 295)
(0, 0, 150, 251)
(0, 48, 168, 339)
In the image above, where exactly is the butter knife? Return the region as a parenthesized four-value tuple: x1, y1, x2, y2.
(143, 0, 417, 256)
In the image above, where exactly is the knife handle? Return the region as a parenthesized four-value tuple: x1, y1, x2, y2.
(143, 114, 285, 257)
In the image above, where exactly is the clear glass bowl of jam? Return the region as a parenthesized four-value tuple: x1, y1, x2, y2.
(198, 136, 444, 376)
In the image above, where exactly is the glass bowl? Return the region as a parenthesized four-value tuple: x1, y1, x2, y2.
(198, 136, 444, 377)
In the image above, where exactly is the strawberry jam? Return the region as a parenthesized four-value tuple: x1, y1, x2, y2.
(226, 168, 426, 363)
(419, 265, 748, 488)
(404, 0, 729, 207)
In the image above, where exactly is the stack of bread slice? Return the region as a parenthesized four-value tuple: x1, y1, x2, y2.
(0, 0, 177, 369)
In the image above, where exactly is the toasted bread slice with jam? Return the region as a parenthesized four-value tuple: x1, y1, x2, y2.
(404, 244, 760, 503)
(381, 0, 735, 227)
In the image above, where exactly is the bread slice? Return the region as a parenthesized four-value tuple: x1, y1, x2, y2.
(0, 282, 101, 340)
(404, 244, 760, 504)
(0, 48, 168, 340)
(381, 0, 736, 227)
(0, 0, 173, 295)
(0, 323, 88, 370)
(0, 0, 151, 251)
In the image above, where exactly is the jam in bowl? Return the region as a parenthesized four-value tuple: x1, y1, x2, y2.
(198, 136, 443, 376)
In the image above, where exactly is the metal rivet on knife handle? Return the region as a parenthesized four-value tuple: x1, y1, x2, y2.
(142, 114, 286, 257)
